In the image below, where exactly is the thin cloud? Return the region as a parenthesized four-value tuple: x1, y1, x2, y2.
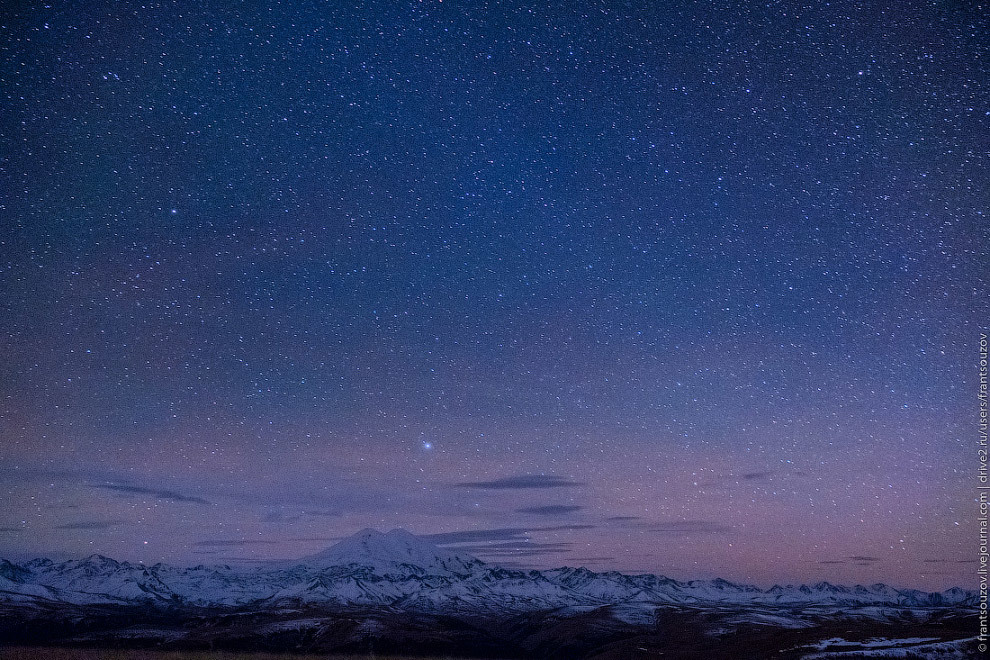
(542, 524, 594, 531)
(193, 540, 279, 547)
(649, 520, 732, 535)
(604, 516, 653, 529)
(422, 524, 594, 546)
(571, 556, 615, 562)
(422, 528, 531, 545)
(698, 470, 803, 490)
(262, 511, 301, 523)
(55, 520, 123, 530)
(516, 505, 583, 516)
(453, 541, 574, 558)
(454, 475, 584, 490)
(92, 483, 209, 505)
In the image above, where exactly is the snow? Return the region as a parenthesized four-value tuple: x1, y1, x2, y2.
(798, 636, 979, 659)
(300, 528, 483, 577)
(0, 528, 977, 614)
(254, 618, 325, 634)
(807, 637, 940, 651)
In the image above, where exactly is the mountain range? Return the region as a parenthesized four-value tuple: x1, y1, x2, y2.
(0, 529, 979, 659)
(0, 528, 974, 611)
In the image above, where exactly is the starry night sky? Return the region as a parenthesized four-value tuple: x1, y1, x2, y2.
(1, 1, 986, 590)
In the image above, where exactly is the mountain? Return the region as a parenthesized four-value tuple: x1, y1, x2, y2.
(0, 530, 979, 659)
(0, 528, 976, 612)
(300, 528, 484, 576)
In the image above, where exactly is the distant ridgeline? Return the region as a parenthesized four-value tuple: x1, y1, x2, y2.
(0, 528, 975, 609)
(0, 529, 979, 659)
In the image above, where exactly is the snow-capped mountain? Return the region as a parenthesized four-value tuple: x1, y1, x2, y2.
(1, 531, 979, 659)
(300, 528, 483, 576)
(0, 529, 975, 612)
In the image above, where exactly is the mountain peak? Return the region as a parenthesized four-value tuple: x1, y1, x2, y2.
(351, 528, 386, 541)
(384, 528, 419, 540)
(63, 554, 122, 570)
(301, 528, 483, 576)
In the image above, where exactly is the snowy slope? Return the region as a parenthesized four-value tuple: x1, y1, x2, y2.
(0, 528, 977, 613)
(300, 528, 483, 576)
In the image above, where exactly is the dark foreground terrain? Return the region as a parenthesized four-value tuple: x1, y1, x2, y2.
(0, 601, 979, 659)
(3, 650, 443, 660)
(1, 534, 979, 658)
